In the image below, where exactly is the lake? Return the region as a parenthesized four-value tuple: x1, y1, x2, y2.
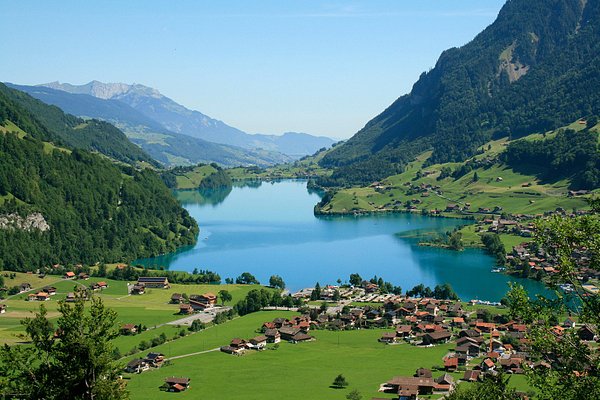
(136, 180, 550, 301)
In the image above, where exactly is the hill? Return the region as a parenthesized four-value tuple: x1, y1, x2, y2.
(0, 84, 199, 270)
(40, 81, 337, 159)
(0, 83, 157, 166)
(320, 0, 600, 186)
(7, 83, 291, 167)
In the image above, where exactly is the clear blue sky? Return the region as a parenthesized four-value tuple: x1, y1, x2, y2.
(0, 1, 505, 139)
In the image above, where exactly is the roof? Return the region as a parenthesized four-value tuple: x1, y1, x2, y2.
(165, 377, 190, 385)
(435, 373, 454, 385)
(387, 376, 434, 388)
(250, 335, 268, 344)
(444, 357, 459, 367)
(138, 277, 168, 283)
(65, 272, 75, 277)
(424, 330, 451, 340)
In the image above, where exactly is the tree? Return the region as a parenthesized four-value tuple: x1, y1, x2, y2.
(235, 272, 259, 285)
(269, 275, 285, 290)
(349, 273, 362, 287)
(0, 297, 127, 399)
(319, 302, 328, 314)
(448, 231, 463, 251)
(473, 171, 479, 182)
(446, 373, 518, 400)
(332, 374, 348, 388)
(346, 389, 362, 400)
(310, 282, 321, 301)
(218, 289, 232, 305)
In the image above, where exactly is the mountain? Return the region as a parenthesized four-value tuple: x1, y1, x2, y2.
(0, 83, 198, 270)
(0, 83, 157, 167)
(40, 80, 336, 158)
(320, 0, 600, 186)
(7, 83, 291, 167)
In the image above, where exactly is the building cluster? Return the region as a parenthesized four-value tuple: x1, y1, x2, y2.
(174, 292, 217, 314)
(131, 277, 170, 295)
(125, 352, 165, 374)
(220, 316, 314, 355)
(367, 297, 600, 400)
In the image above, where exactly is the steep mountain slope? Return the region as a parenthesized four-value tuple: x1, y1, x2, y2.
(321, 0, 600, 186)
(7, 83, 291, 167)
(0, 87, 198, 270)
(41, 81, 336, 157)
(0, 83, 157, 166)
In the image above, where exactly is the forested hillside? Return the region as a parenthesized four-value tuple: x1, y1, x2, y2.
(0, 88, 198, 270)
(320, 0, 600, 186)
(0, 83, 157, 166)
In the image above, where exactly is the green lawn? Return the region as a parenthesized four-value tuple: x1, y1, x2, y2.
(126, 314, 455, 400)
(0, 272, 265, 344)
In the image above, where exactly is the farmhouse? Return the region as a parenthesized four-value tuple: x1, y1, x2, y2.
(190, 293, 217, 307)
(125, 359, 149, 374)
(0, 304, 6, 314)
(421, 331, 451, 345)
(42, 286, 57, 295)
(264, 328, 281, 343)
(145, 352, 165, 367)
(18, 283, 31, 293)
(170, 293, 184, 304)
(137, 277, 170, 289)
(248, 335, 268, 350)
(382, 376, 435, 397)
(120, 324, 137, 335)
(77, 272, 89, 280)
(131, 284, 145, 295)
(179, 304, 193, 315)
(63, 271, 76, 279)
(91, 281, 108, 291)
(164, 377, 190, 392)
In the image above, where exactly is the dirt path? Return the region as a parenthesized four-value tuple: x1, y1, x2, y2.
(166, 347, 220, 361)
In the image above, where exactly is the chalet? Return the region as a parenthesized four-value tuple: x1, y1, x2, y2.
(77, 272, 89, 280)
(137, 277, 170, 289)
(120, 324, 137, 335)
(189, 300, 210, 311)
(65, 292, 77, 302)
(444, 357, 459, 372)
(380, 332, 399, 344)
(459, 329, 481, 338)
(563, 317, 576, 329)
(190, 293, 217, 307)
(179, 304, 193, 315)
(164, 377, 190, 392)
(248, 335, 268, 350)
(422, 331, 451, 345)
(131, 284, 145, 295)
(279, 326, 300, 341)
(91, 281, 108, 291)
(0, 304, 6, 314)
(36, 292, 50, 301)
(445, 204, 460, 212)
(220, 345, 244, 355)
(475, 322, 496, 333)
(396, 325, 413, 338)
(42, 286, 57, 296)
(452, 317, 465, 327)
(125, 359, 149, 374)
(499, 357, 524, 373)
(455, 342, 480, 357)
(382, 376, 434, 397)
(145, 352, 165, 367)
(170, 293, 184, 304)
(481, 358, 496, 372)
(19, 283, 31, 293)
(290, 332, 313, 343)
(434, 373, 455, 391)
(578, 325, 597, 341)
(64, 271, 76, 279)
(462, 370, 481, 382)
(447, 304, 464, 317)
(264, 328, 281, 343)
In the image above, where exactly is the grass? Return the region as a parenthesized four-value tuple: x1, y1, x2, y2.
(175, 165, 218, 190)
(322, 131, 590, 216)
(125, 314, 455, 400)
(0, 272, 266, 344)
(124, 311, 529, 399)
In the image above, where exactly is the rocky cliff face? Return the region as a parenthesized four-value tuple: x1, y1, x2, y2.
(0, 213, 50, 232)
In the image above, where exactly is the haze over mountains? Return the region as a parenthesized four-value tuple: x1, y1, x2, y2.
(320, 0, 600, 186)
(18, 81, 335, 165)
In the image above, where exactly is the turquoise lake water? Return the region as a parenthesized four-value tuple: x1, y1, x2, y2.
(136, 180, 550, 301)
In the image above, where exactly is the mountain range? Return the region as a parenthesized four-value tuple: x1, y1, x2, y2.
(320, 0, 600, 186)
(21, 81, 335, 165)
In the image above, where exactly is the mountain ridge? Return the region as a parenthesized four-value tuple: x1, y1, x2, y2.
(40, 80, 336, 158)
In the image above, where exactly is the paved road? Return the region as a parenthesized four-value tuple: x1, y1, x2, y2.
(165, 306, 232, 327)
(166, 347, 220, 361)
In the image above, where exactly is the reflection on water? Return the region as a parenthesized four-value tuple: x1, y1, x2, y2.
(138, 180, 551, 301)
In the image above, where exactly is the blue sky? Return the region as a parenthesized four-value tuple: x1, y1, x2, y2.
(0, 1, 505, 139)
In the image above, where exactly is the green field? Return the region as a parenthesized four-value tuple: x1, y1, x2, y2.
(174, 164, 219, 189)
(322, 136, 591, 216)
(0, 272, 263, 344)
(124, 311, 528, 400)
